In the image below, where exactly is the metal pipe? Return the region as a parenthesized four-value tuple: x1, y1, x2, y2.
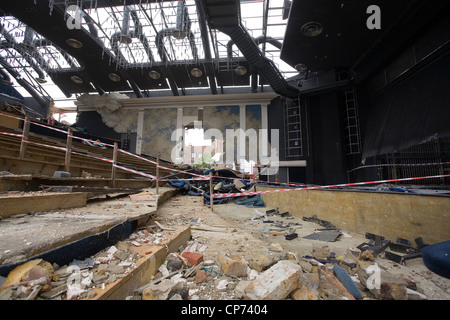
(0, 55, 49, 108)
(129, 8, 154, 61)
(0, 40, 47, 83)
(195, 0, 217, 94)
(0, 24, 48, 83)
(0, 68, 13, 85)
(81, 11, 99, 38)
(22, 26, 35, 50)
(33, 39, 78, 68)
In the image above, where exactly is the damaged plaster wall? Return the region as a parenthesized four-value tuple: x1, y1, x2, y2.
(203, 106, 262, 163)
(77, 93, 264, 162)
(141, 108, 177, 161)
(78, 93, 139, 134)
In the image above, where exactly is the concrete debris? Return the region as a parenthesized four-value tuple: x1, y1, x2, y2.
(142, 279, 187, 300)
(357, 264, 408, 300)
(244, 260, 303, 300)
(217, 251, 248, 277)
(248, 248, 289, 272)
(0, 223, 166, 300)
(2, 192, 446, 301)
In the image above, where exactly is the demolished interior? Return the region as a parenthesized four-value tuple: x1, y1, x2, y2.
(0, 0, 449, 303)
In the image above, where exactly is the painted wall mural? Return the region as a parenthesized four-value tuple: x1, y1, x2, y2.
(90, 101, 264, 163)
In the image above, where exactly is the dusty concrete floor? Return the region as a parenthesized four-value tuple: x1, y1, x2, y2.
(156, 195, 450, 300)
(1, 190, 449, 300)
(0, 187, 174, 266)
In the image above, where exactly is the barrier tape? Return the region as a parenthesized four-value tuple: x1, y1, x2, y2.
(211, 174, 307, 188)
(0, 132, 23, 138)
(24, 140, 67, 152)
(30, 121, 69, 134)
(113, 163, 157, 180)
(211, 174, 450, 199)
(5, 114, 447, 188)
(0, 113, 24, 121)
(69, 135, 115, 149)
(117, 148, 210, 179)
(349, 162, 450, 172)
(71, 150, 114, 163)
(159, 177, 211, 182)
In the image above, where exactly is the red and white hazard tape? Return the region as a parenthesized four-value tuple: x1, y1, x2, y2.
(0, 132, 23, 138)
(24, 140, 67, 152)
(69, 135, 115, 148)
(0, 113, 23, 121)
(118, 148, 209, 179)
(349, 162, 450, 172)
(211, 174, 450, 199)
(212, 174, 307, 188)
(30, 121, 69, 134)
(71, 150, 114, 163)
(113, 163, 157, 180)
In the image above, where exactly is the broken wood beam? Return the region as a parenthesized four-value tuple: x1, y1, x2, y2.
(89, 225, 191, 300)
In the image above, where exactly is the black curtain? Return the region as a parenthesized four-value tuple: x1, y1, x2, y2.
(361, 52, 450, 161)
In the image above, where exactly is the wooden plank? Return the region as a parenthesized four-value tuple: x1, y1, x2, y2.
(90, 225, 191, 300)
(0, 192, 87, 218)
(41, 185, 142, 195)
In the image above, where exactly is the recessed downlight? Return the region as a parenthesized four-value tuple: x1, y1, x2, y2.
(70, 75, 83, 84)
(66, 38, 83, 48)
(148, 70, 161, 80)
(108, 73, 121, 82)
(301, 22, 323, 37)
(294, 63, 307, 72)
(190, 68, 202, 78)
(234, 66, 247, 76)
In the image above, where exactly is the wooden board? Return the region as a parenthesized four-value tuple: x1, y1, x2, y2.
(90, 225, 191, 300)
(0, 192, 87, 218)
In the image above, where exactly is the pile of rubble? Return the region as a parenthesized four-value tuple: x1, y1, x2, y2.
(131, 237, 429, 301)
(0, 228, 168, 300)
(0, 231, 429, 300)
(0, 194, 446, 300)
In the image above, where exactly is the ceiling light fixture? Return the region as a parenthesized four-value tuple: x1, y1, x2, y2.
(70, 75, 83, 84)
(148, 70, 161, 80)
(294, 63, 307, 72)
(108, 73, 121, 82)
(234, 66, 247, 76)
(66, 38, 83, 49)
(301, 22, 323, 37)
(190, 68, 202, 78)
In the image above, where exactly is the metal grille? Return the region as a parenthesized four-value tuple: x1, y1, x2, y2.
(374, 136, 450, 185)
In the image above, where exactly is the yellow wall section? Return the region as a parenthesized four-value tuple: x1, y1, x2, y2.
(258, 186, 450, 245)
